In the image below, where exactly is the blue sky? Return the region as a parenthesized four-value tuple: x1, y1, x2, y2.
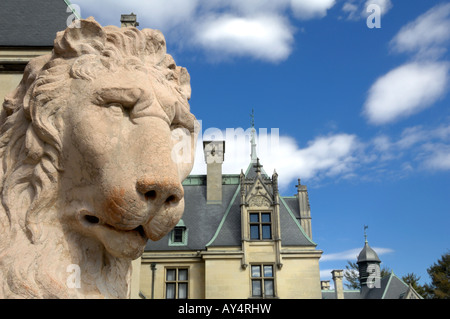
(74, 0, 450, 287)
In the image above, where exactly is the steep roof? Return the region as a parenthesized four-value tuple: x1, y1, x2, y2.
(278, 196, 316, 246)
(365, 271, 423, 299)
(0, 0, 77, 47)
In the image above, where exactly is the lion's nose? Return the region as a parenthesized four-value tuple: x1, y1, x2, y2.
(136, 178, 184, 208)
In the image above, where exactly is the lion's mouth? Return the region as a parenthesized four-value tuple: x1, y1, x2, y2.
(82, 213, 147, 239)
(78, 210, 148, 259)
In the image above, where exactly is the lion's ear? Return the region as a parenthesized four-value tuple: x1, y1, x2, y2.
(53, 17, 106, 58)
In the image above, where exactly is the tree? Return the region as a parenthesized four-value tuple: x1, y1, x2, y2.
(423, 252, 450, 299)
(344, 261, 360, 289)
(401, 273, 427, 297)
(343, 260, 390, 289)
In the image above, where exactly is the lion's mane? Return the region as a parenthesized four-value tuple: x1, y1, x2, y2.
(0, 18, 191, 298)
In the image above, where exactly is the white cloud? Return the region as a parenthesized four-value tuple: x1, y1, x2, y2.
(281, 133, 359, 181)
(372, 135, 391, 152)
(364, 3, 450, 126)
(363, 62, 449, 125)
(367, 123, 450, 174)
(321, 247, 394, 262)
(291, 0, 336, 20)
(249, 132, 360, 188)
(321, 248, 362, 262)
(136, 0, 199, 30)
(364, 0, 392, 16)
(194, 14, 294, 62)
(422, 144, 450, 171)
(191, 127, 360, 189)
(75, 0, 338, 63)
(390, 3, 450, 59)
(397, 126, 429, 149)
(190, 121, 450, 188)
(342, 2, 359, 20)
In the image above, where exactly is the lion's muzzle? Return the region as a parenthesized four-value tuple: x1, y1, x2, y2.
(77, 173, 185, 259)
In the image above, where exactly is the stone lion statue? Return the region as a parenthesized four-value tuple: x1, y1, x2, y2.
(0, 18, 197, 298)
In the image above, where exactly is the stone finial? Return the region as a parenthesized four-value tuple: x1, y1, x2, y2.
(254, 157, 263, 173)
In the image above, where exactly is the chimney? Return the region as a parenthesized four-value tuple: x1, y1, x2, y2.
(321, 280, 330, 290)
(331, 270, 344, 299)
(120, 13, 139, 27)
(203, 141, 225, 204)
(295, 179, 312, 239)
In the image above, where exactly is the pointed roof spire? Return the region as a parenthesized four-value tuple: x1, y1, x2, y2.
(250, 108, 257, 163)
(364, 225, 368, 243)
(357, 225, 381, 264)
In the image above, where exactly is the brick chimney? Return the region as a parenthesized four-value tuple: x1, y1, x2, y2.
(331, 270, 344, 299)
(203, 141, 225, 204)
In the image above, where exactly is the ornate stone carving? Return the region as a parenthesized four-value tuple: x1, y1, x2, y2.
(0, 18, 197, 298)
(248, 196, 271, 208)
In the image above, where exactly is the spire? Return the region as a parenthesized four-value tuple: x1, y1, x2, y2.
(364, 225, 368, 243)
(250, 109, 257, 163)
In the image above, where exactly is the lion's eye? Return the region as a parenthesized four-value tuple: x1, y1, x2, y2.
(106, 103, 126, 116)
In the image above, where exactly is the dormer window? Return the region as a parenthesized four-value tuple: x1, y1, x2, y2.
(169, 220, 188, 246)
(173, 227, 184, 243)
(249, 211, 272, 240)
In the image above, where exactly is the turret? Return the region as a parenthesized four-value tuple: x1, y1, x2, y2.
(357, 226, 381, 293)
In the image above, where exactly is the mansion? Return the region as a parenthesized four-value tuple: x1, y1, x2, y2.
(136, 129, 323, 299)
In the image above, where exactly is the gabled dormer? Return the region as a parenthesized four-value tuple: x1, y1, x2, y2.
(202, 121, 320, 286)
(240, 158, 280, 242)
(238, 153, 284, 270)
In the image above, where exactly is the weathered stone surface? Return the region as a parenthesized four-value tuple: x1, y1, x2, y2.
(0, 18, 197, 298)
